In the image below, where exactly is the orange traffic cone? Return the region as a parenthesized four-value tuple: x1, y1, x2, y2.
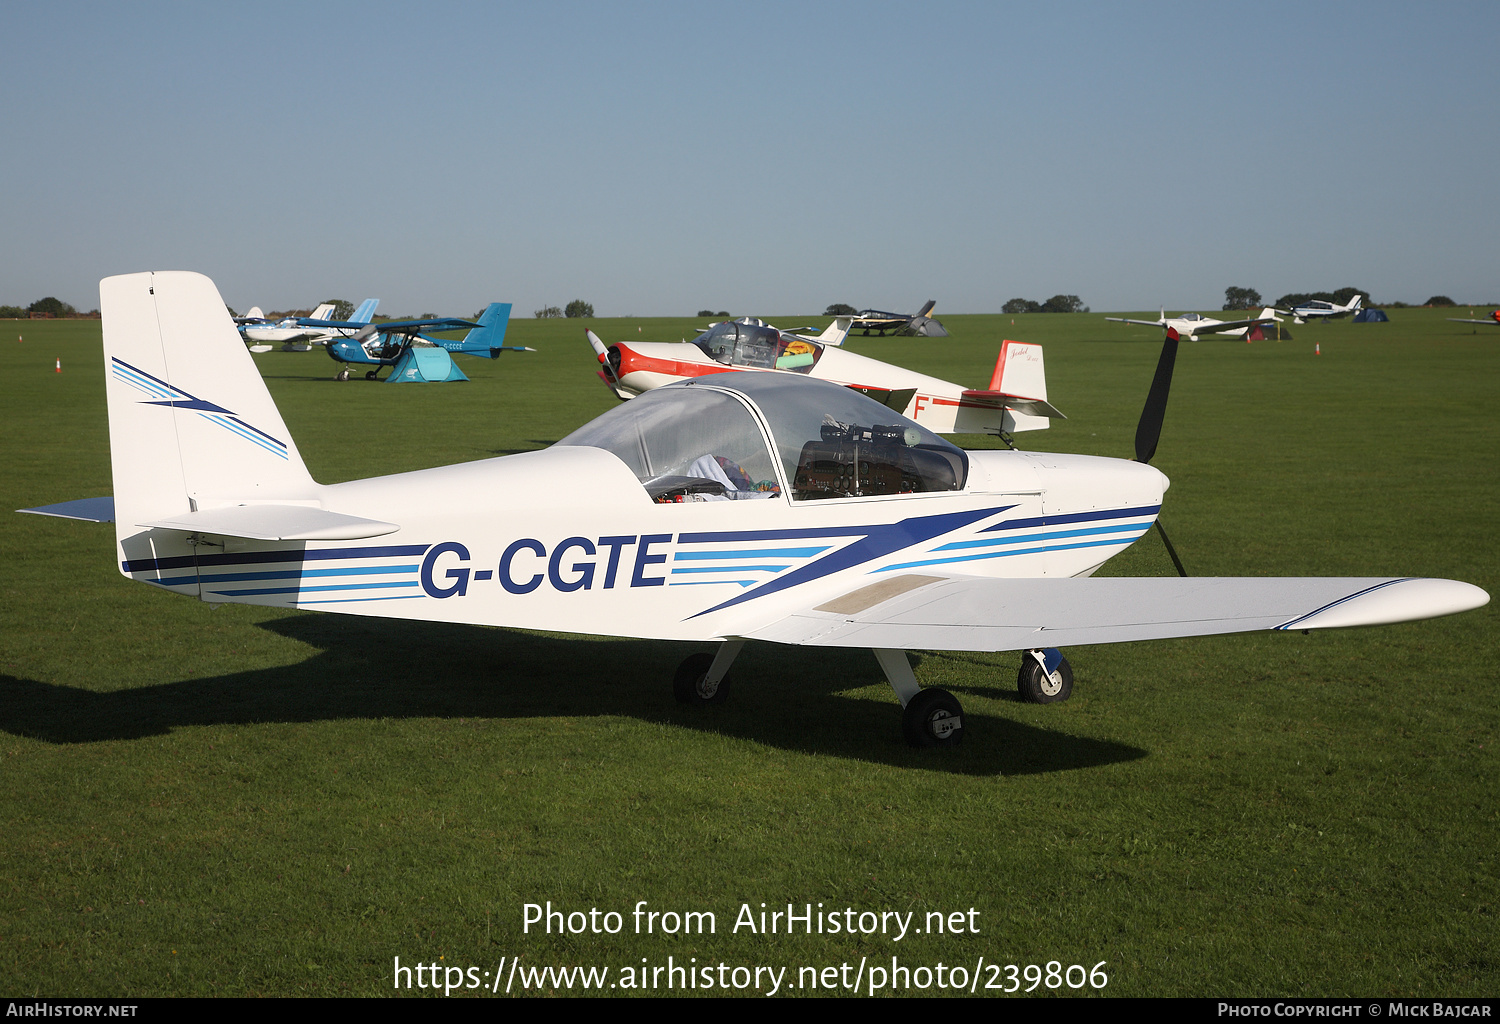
(54, 359, 61, 373)
(1314, 344, 1320, 356)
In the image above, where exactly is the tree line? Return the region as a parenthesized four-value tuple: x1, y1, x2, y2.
(0, 296, 91, 318)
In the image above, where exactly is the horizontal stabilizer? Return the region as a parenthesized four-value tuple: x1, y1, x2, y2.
(745, 575, 1488, 651)
(959, 390, 1067, 419)
(139, 504, 400, 541)
(18, 497, 116, 523)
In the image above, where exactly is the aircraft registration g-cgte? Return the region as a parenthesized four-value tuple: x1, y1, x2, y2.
(588, 318, 1066, 437)
(24, 272, 1489, 749)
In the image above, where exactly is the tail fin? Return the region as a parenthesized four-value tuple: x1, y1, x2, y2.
(814, 316, 851, 346)
(988, 340, 1047, 400)
(916, 300, 936, 317)
(349, 298, 380, 324)
(1259, 307, 1282, 321)
(959, 341, 1064, 432)
(309, 303, 336, 321)
(1349, 295, 1363, 310)
(102, 272, 318, 565)
(453, 302, 514, 357)
(246, 306, 264, 320)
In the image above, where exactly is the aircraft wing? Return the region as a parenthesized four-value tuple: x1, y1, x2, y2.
(1190, 314, 1277, 334)
(368, 317, 483, 335)
(742, 574, 1487, 651)
(1447, 318, 1500, 325)
(1104, 317, 1165, 328)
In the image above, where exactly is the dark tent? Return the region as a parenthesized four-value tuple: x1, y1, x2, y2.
(1352, 308, 1389, 323)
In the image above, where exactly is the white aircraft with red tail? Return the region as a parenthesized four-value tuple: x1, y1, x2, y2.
(588, 318, 1066, 437)
(19, 273, 1489, 748)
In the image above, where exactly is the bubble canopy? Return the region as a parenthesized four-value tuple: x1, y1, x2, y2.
(555, 373, 968, 501)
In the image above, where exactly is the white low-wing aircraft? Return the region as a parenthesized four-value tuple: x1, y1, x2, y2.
(26, 272, 1489, 749)
(1105, 307, 1282, 340)
(238, 298, 380, 351)
(1279, 295, 1363, 324)
(1447, 310, 1500, 327)
(588, 319, 1066, 436)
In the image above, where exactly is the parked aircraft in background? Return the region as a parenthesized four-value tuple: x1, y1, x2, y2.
(237, 299, 380, 351)
(849, 300, 948, 337)
(1447, 310, 1500, 327)
(1279, 295, 1363, 324)
(587, 318, 1065, 436)
(1106, 308, 1281, 341)
(326, 302, 531, 382)
(21, 272, 1487, 749)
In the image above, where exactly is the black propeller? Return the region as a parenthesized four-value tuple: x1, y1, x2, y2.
(1134, 327, 1188, 577)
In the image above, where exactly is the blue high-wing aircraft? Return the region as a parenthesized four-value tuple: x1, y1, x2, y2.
(324, 303, 532, 382)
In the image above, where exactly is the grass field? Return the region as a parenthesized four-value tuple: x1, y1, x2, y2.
(1, 309, 1495, 997)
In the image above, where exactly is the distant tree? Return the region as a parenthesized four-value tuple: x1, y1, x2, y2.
(1332, 286, 1368, 306)
(696, 309, 719, 318)
(28, 296, 75, 317)
(323, 299, 354, 321)
(1040, 294, 1084, 313)
(564, 300, 595, 318)
(534, 306, 563, 318)
(823, 303, 858, 316)
(1223, 286, 1262, 310)
(0, 305, 27, 318)
(1424, 295, 1456, 307)
(1002, 298, 1032, 314)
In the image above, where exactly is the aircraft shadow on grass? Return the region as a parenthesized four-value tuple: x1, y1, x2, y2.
(0, 613, 1145, 776)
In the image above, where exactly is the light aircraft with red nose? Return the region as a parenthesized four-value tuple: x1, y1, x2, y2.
(588, 318, 1066, 438)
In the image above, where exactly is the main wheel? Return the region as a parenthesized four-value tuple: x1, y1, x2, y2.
(673, 652, 729, 705)
(902, 687, 964, 748)
(1017, 654, 1073, 704)
(365, 369, 379, 380)
(336, 368, 350, 381)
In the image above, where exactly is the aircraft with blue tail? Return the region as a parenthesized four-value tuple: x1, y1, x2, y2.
(325, 302, 533, 382)
(238, 298, 381, 351)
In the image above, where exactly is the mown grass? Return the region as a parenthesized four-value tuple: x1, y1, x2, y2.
(0, 309, 1494, 997)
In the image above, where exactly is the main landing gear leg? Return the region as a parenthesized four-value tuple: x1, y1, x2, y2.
(875, 649, 963, 748)
(673, 638, 744, 705)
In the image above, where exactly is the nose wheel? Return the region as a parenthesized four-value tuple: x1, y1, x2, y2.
(1018, 649, 1073, 703)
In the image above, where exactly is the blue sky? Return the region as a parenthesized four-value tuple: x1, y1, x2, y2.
(4, 1, 1496, 316)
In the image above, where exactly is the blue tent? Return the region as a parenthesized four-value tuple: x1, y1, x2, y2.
(385, 346, 468, 382)
(1352, 308, 1389, 323)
